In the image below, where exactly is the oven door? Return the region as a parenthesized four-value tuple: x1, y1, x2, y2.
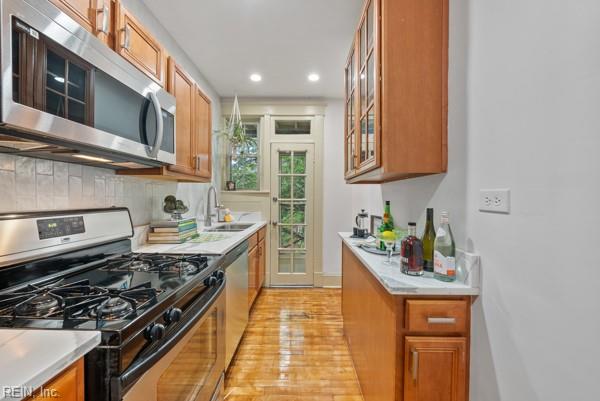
(116, 283, 225, 401)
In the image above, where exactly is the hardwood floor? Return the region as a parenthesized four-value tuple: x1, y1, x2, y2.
(225, 288, 364, 401)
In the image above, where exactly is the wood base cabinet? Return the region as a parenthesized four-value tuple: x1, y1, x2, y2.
(25, 359, 84, 401)
(342, 243, 470, 401)
(344, 0, 449, 183)
(248, 227, 267, 309)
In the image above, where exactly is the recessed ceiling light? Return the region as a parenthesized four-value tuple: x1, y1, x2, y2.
(249, 73, 262, 82)
(308, 73, 320, 82)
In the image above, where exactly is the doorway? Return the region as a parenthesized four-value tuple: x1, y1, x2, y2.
(269, 143, 315, 286)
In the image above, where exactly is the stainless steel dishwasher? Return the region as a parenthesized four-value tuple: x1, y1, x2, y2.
(223, 241, 249, 368)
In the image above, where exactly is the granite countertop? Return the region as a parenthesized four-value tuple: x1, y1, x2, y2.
(339, 232, 480, 296)
(135, 221, 267, 255)
(0, 330, 100, 401)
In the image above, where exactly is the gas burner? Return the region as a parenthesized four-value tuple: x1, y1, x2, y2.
(128, 260, 154, 272)
(91, 297, 134, 320)
(161, 260, 200, 275)
(14, 293, 61, 317)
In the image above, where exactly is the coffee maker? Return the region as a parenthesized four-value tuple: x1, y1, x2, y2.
(353, 209, 370, 238)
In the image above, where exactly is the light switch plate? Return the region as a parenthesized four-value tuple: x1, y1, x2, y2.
(479, 189, 510, 213)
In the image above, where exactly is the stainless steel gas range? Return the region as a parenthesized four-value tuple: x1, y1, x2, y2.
(0, 208, 230, 401)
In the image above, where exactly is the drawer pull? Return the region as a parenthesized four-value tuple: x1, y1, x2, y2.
(411, 349, 419, 381)
(427, 317, 456, 324)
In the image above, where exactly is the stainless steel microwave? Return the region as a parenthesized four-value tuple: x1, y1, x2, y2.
(0, 0, 176, 168)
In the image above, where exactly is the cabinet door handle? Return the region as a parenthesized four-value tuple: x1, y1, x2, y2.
(411, 349, 419, 382)
(427, 317, 456, 325)
(97, 3, 109, 34)
(122, 25, 131, 49)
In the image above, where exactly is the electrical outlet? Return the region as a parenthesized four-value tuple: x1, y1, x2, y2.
(479, 189, 510, 213)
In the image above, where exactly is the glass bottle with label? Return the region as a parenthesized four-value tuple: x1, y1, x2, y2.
(400, 222, 424, 276)
(378, 201, 395, 250)
(433, 211, 456, 282)
(421, 208, 436, 273)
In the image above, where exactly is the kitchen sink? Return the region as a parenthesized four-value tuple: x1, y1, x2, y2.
(204, 223, 254, 232)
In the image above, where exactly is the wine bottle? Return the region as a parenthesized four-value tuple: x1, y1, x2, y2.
(379, 201, 395, 250)
(401, 222, 424, 276)
(433, 211, 456, 282)
(421, 208, 436, 273)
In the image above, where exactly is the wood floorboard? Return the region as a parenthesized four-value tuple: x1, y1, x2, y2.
(225, 288, 364, 401)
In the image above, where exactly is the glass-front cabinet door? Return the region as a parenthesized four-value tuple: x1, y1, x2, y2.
(358, 0, 378, 170)
(344, 45, 357, 177)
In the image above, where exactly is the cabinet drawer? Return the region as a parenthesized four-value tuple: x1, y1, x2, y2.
(405, 300, 468, 333)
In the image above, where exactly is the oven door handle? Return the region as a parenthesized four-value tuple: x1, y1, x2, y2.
(112, 279, 225, 398)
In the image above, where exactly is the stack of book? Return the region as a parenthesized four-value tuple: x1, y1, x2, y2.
(147, 218, 198, 244)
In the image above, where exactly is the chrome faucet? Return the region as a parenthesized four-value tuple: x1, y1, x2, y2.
(204, 186, 218, 227)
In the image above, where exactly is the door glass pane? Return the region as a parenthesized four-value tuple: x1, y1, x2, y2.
(68, 99, 85, 124)
(368, 108, 375, 159)
(293, 176, 305, 199)
(360, 69, 367, 113)
(279, 152, 292, 174)
(294, 252, 306, 273)
(157, 309, 217, 401)
(279, 176, 291, 199)
(279, 226, 292, 248)
(293, 203, 306, 224)
(367, 54, 375, 106)
(278, 252, 292, 273)
(279, 202, 292, 224)
(293, 226, 306, 249)
(293, 153, 306, 174)
(360, 117, 367, 162)
(46, 50, 65, 91)
(68, 62, 86, 101)
(46, 91, 65, 117)
(360, 23, 366, 66)
(367, 0, 374, 50)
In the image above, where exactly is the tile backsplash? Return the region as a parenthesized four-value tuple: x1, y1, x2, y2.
(0, 154, 178, 226)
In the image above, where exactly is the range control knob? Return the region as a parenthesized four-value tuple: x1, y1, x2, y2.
(204, 275, 218, 287)
(145, 323, 166, 342)
(163, 307, 182, 324)
(215, 270, 225, 280)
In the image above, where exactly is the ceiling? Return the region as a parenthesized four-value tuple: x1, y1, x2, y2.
(141, 0, 364, 98)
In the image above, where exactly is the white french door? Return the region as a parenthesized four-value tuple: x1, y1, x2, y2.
(269, 143, 314, 286)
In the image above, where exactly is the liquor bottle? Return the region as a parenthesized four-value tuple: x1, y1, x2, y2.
(379, 201, 395, 250)
(421, 208, 436, 273)
(433, 211, 456, 282)
(400, 222, 424, 276)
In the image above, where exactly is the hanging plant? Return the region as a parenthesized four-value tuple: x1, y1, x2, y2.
(216, 95, 256, 156)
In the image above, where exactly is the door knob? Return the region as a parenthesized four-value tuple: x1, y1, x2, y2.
(272, 197, 278, 202)
(271, 221, 278, 226)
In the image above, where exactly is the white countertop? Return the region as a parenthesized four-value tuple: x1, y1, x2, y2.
(339, 232, 480, 296)
(0, 330, 100, 401)
(135, 221, 267, 255)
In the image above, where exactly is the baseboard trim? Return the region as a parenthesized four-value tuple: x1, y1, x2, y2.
(316, 273, 341, 288)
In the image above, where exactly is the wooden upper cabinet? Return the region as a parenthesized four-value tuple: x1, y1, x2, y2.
(345, 0, 448, 183)
(193, 85, 212, 180)
(166, 58, 196, 176)
(48, 0, 115, 48)
(49, 0, 95, 32)
(116, 4, 166, 86)
(404, 337, 467, 401)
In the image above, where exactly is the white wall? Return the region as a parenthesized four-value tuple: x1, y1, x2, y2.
(351, 1, 600, 400)
(322, 100, 354, 275)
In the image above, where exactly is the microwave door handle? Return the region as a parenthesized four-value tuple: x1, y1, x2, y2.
(148, 92, 163, 159)
(112, 280, 225, 399)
